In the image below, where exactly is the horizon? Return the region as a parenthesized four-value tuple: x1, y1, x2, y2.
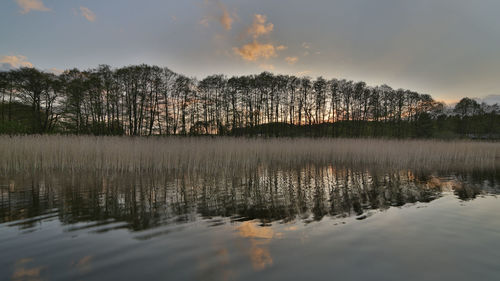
(1, 0, 500, 104)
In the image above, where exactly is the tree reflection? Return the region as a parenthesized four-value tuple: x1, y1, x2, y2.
(1, 168, 499, 233)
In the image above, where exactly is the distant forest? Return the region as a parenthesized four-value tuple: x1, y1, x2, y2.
(0, 65, 499, 138)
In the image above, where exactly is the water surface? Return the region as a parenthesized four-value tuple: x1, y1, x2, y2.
(1, 167, 499, 281)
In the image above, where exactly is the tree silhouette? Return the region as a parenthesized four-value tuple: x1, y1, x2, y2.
(0, 65, 498, 138)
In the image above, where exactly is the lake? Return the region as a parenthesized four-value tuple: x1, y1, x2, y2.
(1, 166, 499, 281)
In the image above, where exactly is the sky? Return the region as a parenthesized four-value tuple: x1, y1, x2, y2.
(1, 0, 500, 103)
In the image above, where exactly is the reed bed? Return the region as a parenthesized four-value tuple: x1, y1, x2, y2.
(0, 135, 498, 174)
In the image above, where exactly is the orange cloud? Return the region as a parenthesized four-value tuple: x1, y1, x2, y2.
(233, 41, 281, 61)
(218, 2, 233, 30)
(80, 6, 96, 22)
(0, 55, 33, 70)
(247, 14, 274, 39)
(16, 0, 50, 14)
(200, 0, 235, 31)
(285, 56, 298, 65)
(232, 12, 285, 63)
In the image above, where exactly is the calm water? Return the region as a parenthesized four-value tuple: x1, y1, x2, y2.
(1, 167, 499, 281)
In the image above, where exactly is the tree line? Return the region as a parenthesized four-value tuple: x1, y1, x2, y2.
(0, 65, 498, 138)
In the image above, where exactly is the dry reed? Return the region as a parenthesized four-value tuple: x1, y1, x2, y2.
(0, 135, 498, 174)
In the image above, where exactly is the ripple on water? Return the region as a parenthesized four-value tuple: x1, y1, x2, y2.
(1, 168, 500, 281)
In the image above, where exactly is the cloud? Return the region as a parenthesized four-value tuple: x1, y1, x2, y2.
(46, 67, 63, 75)
(230, 12, 285, 64)
(301, 42, 319, 56)
(285, 56, 298, 65)
(218, 2, 233, 30)
(247, 14, 273, 39)
(15, 0, 50, 14)
(476, 94, 500, 105)
(296, 70, 311, 77)
(0, 55, 33, 70)
(233, 41, 284, 61)
(276, 45, 287, 51)
(80, 6, 96, 22)
(259, 64, 275, 71)
(200, 0, 235, 31)
(199, 17, 210, 27)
